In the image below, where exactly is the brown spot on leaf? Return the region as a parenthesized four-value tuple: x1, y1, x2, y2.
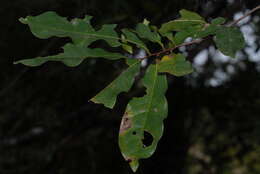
(119, 112, 132, 134)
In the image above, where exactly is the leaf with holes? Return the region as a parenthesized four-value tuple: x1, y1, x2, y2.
(119, 64, 168, 172)
(158, 54, 193, 76)
(14, 43, 127, 67)
(215, 26, 245, 58)
(91, 59, 141, 109)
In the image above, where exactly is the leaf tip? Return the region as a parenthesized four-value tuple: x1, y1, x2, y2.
(129, 159, 139, 172)
(143, 18, 150, 26)
(90, 98, 114, 109)
(19, 17, 28, 24)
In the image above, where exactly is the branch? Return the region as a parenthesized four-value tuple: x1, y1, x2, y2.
(227, 5, 260, 27)
(141, 39, 204, 60)
(142, 5, 260, 60)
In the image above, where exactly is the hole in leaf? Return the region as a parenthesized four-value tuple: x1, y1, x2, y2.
(132, 131, 137, 135)
(142, 131, 153, 147)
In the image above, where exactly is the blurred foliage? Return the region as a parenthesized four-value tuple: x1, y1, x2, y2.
(0, 0, 260, 174)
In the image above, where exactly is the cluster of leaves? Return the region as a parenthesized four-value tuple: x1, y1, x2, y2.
(15, 9, 245, 172)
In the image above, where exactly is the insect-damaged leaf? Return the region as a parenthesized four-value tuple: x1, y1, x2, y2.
(19, 11, 121, 47)
(91, 59, 141, 109)
(158, 54, 193, 76)
(215, 26, 245, 58)
(119, 64, 168, 172)
(14, 43, 127, 67)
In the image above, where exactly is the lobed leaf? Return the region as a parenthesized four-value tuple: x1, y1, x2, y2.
(215, 26, 245, 58)
(19, 11, 121, 47)
(119, 64, 168, 172)
(172, 17, 227, 45)
(14, 43, 127, 67)
(135, 23, 163, 48)
(159, 9, 206, 34)
(121, 29, 150, 53)
(158, 54, 193, 76)
(91, 59, 141, 109)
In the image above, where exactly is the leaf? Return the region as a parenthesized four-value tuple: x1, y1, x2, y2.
(173, 23, 222, 45)
(14, 43, 127, 67)
(180, 9, 205, 20)
(211, 17, 226, 25)
(143, 19, 150, 26)
(91, 59, 141, 109)
(194, 24, 220, 38)
(19, 11, 122, 47)
(161, 32, 175, 45)
(159, 9, 206, 34)
(121, 29, 150, 53)
(158, 54, 193, 76)
(215, 26, 245, 58)
(173, 28, 198, 45)
(119, 64, 168, 172)
(135, 23, 164, 48)
(122, 44, 133, 54)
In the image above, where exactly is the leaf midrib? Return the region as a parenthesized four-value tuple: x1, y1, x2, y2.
(91, 60, 140, 105)
(30, 23, 144, 48)
(142, 65, 158, 138)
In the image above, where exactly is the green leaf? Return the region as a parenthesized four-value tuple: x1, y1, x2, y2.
(158, 54, 193, 76)
(173, 28, 198, 45)
(19, 11, 121, 47)
(159, 9, 206, 34)
(122, 44, 133, 54)
(119, 64, 168, 172)
(162, 32, 175, 45)
(14, 43, 127, 67)
(211, 17, 226, 25)
(135, 23, 164, 48)
(215, 26, 245, 58)
(180, 9, 205, 20)
(173, 23, 222, 45)
(91, 59, 141, 109)
(194, 24, 220, 38)
(121, 29, 150, 53)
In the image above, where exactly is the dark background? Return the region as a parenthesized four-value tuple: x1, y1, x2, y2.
(1, 0, 260, 174)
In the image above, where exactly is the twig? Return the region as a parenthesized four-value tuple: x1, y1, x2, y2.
(227, 5, 260, 27)
(142, 5, 260, 60)
(141, 39, 204, 60)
